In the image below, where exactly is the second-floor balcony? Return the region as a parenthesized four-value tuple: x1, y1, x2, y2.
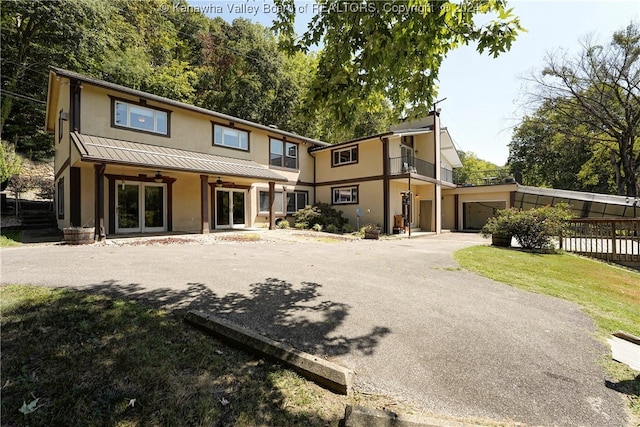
(389, 156, 434, 179)
(389, 157, 456, 183)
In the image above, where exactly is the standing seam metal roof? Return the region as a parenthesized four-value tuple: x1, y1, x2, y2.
(71, 132, 288, 182)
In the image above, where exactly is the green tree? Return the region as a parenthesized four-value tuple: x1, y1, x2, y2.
(508, 101, 614, 193)
(273, 0, 523, 123)
(0, 141, 22, 184)
(455, 151, 509, 185)
(529, 22, 640, 196)
(0, 0, 111, 157)
(195, 18, 310, 131)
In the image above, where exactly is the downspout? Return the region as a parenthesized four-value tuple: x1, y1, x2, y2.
(309, 146, 317, 203)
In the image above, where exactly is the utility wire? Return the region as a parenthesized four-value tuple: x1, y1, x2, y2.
(0, 89, 46, 105)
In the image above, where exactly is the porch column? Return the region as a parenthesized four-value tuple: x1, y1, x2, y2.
(268, 181, 276, 230)
(200, 175, 210, 234)
(94, 163, 106, 241)
(433, 110, 442, 234)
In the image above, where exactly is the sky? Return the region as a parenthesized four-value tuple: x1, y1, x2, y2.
(190, 0, 640, 165)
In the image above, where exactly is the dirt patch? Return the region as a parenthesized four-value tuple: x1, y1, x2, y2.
(216, 234, 261, 242)
(119, 237, 194, 246)
(292, 232, 358, 242)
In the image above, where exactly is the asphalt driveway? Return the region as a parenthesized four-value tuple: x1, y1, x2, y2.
(0, 231, 629, 426)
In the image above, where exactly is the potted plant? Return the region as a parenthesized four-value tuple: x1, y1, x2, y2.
(363, 223, 381, 240)
(482, 209, 516, 247)
(63, 220, 95, 245)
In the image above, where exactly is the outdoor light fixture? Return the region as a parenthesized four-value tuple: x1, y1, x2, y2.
(154, 171, 163, 183)
(216, 177, 223, 187)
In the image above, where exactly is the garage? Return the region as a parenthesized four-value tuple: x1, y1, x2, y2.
(463, 201, 506, 230)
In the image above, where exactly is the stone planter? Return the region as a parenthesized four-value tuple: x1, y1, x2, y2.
(491, 233, 512, 247)
(63, 227, 95, 245)
(364, 229, 380, 240)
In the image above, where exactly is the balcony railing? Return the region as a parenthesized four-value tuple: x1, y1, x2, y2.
(454, 168, 515, 186)
(441, 167, 454, 183)
(389, 157, 435, 179)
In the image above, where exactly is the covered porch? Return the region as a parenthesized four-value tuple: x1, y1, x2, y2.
(67, 133, 288, 241)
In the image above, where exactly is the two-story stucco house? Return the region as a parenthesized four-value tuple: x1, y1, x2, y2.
(46, 68, 329, 240)
(47, 67, 494, 239)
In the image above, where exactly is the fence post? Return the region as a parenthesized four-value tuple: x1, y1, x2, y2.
(559, 227, 563, 250)
(611, 220, 617, 260)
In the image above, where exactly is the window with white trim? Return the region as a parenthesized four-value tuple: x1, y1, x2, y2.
(114, 100, 168, 135)
(270, 138, 298, 169)
(332, 186, 358, 205)
(259, 190, 284, 213)
(332, 146, 358, 166)
(287, 191, 308, 214)
(214, 124, 249, 151)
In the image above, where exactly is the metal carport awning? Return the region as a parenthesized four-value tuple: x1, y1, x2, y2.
(71, 132, 288, 182)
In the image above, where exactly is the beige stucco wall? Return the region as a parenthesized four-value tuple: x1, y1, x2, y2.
(53, 77, 71, 176)
(78, 84, 316, 184)
(442, 194, 456, 230)
(315, 179, 384, 229)
(314, 140, 383, 184)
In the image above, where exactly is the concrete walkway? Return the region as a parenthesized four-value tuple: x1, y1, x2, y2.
(0, 231, 630, 426)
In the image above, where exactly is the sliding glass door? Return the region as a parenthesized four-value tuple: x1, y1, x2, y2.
(215, 189, 246, 229)
(116, 183, 166, 233)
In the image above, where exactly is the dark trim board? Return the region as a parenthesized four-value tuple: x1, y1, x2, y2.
(315, 175, 384, 187)
(55, 157, 71, 181)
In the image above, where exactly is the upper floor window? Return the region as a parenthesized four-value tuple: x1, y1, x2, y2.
(270, 138, 298, 169)
(213, 124, 249, 151)
(332, 146, 358, 166)
(114, 100, 168, 135)
(332, 186, 358, 205)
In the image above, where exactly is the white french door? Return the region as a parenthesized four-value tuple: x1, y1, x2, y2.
(215, 189, 246, 229)
(116, 182, 167, 233)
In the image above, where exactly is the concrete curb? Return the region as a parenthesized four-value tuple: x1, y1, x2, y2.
(343, 405, 480, 427)
(184, 310, 353, 394)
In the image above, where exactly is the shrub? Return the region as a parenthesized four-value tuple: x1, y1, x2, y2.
(276, 219, 290, 229)
(293, 205, 320, 229)
(311, 223, 323, 232)
(483, 204, 573, 252)
(293, 203, 348, 231)
(342, 223, 354, 233)
(294, 222, 307, 229)
(325, 224, 338, 233)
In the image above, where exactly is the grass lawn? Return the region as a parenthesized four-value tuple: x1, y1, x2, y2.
(0, 228, 21, 246)
(1, 285, 373, 426)
(454, 246, 640, 418)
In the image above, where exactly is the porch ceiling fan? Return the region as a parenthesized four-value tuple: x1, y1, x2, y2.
(215, 176, 234, 187)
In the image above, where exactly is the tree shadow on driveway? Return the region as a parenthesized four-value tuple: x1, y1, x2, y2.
(82, 278, 391, 359)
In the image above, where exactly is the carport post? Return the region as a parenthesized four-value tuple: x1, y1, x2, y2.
(94, 163, 106, 241)
(200, 175, 210, 234)
(268, 181, 276, 230)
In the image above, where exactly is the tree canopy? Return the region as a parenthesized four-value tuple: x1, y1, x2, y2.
(273, 0, 523, 122)
(1, 0, 414, 158)
(520, 22, 640, 197)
